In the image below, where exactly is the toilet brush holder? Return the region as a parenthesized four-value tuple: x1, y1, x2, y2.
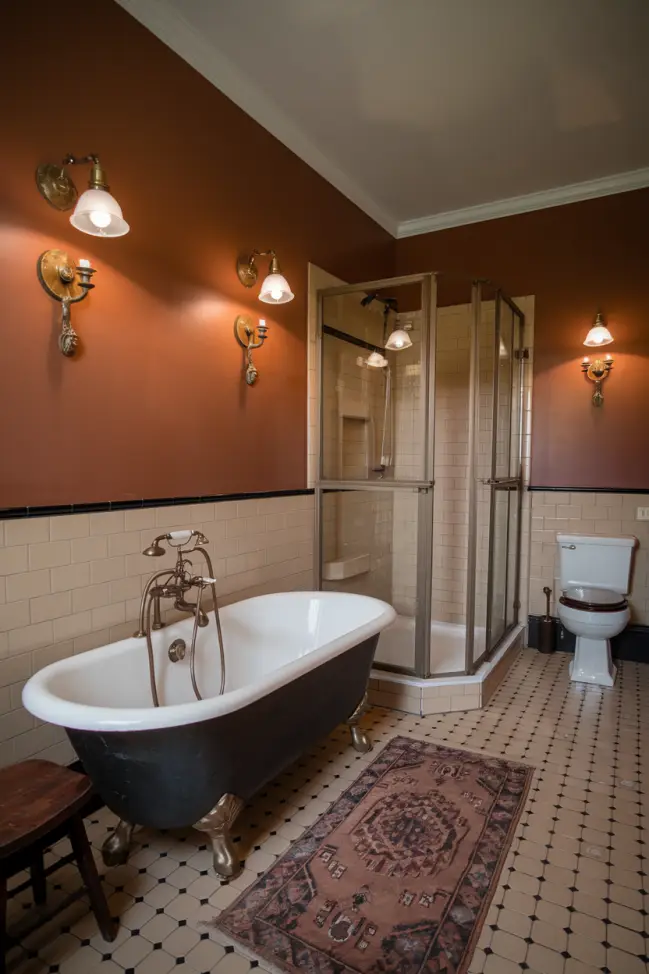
(538, 585, 556, 654)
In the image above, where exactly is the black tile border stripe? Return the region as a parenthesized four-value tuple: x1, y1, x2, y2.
(0, 488, 314, 521)
(529, 485, 649, 494)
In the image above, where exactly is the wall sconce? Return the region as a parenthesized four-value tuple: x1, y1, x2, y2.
(234, 315, 268, 385)
(236, 250, 294, 304)
(36, 154, 129, 237)
(581, 312, 614, 406)
(37, 250, 96, 356)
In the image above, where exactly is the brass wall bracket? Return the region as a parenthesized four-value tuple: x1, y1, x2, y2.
(37, 249, 96, 357)
(236, 250, 278, 289)
(234, 314, 268, 385)
(581, 356, 613, 406)
(35, 163, 78, 211)
(35, 154, 107, 212)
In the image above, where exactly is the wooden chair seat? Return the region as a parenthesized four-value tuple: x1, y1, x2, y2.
(0, 760, 92, 857)
(0, 759, 116, 974)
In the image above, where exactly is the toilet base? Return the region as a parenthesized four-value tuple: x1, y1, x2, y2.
(569, 636, 617, 687)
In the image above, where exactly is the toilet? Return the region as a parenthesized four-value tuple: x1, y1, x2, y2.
(556, 533, 637, 687)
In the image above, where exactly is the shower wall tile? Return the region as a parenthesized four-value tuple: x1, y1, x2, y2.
(0, 492, 315, 768)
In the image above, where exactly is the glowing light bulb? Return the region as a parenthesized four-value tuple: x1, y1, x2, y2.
(270, 287, 283, 301)
(89, 210, 112, 229)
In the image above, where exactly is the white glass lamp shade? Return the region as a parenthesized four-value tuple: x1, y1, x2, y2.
(583, 323, 614, 347)
(366, 350, 388, 368)
(70, 188, 130, 237)
(385, 328, 413, 351)
(259, 271, 294, 305)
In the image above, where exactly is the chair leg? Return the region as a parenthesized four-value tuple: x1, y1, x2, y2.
(30, 854, 47, 906)
(68, 817, 116, 942)
(1, 873, 7, 974)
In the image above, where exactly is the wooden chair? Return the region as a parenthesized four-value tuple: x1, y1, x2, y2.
(0, 760, 116, 973)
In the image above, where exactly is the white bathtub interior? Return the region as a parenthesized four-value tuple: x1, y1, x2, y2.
(23, 592, 395, 731)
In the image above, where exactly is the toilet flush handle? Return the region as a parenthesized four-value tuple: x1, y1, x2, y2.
(561, 544, 576, 549)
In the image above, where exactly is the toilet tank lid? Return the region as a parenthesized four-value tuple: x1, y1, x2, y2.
(557, 533, 637, 547)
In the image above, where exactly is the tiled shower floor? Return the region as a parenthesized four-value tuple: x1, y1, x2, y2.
(6, 649, 648, 974)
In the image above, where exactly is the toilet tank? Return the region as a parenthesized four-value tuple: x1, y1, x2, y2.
(557, 533, 636, 593)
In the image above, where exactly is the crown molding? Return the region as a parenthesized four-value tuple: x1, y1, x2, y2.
(396, 167, 649, 238)
(115, 0, 399, 236)
(116, 1, 649, 241)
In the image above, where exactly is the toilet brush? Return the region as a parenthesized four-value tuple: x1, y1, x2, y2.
(538, 586, 556, 654)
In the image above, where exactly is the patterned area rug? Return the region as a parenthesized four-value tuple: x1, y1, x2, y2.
(217, 736, 533, 974)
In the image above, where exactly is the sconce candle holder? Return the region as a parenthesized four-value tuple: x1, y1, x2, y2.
(37, 249, 96, 357)
(234, 315, 268, 385)
(581, 355, 613, 406)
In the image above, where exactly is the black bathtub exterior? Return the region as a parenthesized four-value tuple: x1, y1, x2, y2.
(67, 634, 378, 830)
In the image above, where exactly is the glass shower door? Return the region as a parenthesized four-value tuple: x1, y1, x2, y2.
(315, 274, 437, 677)
(484, 294, 524, 658)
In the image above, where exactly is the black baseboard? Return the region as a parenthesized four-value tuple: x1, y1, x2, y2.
(527, 615, 649, 663)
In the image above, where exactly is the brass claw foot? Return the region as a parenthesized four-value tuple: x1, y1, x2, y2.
(101, 819, 135, 867)
(347, 691, 372, 753)
(194, 794, 244, 881)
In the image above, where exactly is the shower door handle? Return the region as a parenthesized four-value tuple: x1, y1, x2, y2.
(478, 477, 520, 486)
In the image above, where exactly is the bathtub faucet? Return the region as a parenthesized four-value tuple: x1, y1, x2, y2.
(135, 530, 227, 706)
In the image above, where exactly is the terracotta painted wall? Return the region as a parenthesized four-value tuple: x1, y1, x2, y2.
(396, 191, 649, 489)
(0, 0, 394, 509)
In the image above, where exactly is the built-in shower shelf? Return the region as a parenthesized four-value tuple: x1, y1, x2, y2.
(323, 553, 370, 581)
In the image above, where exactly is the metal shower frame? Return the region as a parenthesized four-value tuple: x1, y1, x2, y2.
(314, 272, 525, 679)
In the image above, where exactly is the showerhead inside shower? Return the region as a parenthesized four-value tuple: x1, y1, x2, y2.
(360, 292, 398, 314)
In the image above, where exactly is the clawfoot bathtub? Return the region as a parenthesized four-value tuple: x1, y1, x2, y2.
(23, 591, 395, 879)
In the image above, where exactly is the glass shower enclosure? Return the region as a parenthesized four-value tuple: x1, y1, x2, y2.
(314, 272, 525, 678)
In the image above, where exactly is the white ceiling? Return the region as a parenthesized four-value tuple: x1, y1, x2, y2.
(119, 0, 649, 237)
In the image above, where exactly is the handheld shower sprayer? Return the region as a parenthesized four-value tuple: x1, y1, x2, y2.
(142, 530, 208, 556)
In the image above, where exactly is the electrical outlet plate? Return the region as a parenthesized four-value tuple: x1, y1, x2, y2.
(636, 507, 649, 521)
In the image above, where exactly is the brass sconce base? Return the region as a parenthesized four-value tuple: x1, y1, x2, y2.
(37, 249, 96, 357)
(234, 314, 268, 385)
(233, 314, 254, 348)
(37, 249, 85, 302)
(582, 357, 613, 407)
(35, 163, 78, 211)
(236, 257, 258, 288)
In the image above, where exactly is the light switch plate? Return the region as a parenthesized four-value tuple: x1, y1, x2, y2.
(636, 507, 649, 521)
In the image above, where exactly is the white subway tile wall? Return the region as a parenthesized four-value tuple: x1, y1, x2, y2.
(528, 491, 649, 623)
(0, 493, 314, 768)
